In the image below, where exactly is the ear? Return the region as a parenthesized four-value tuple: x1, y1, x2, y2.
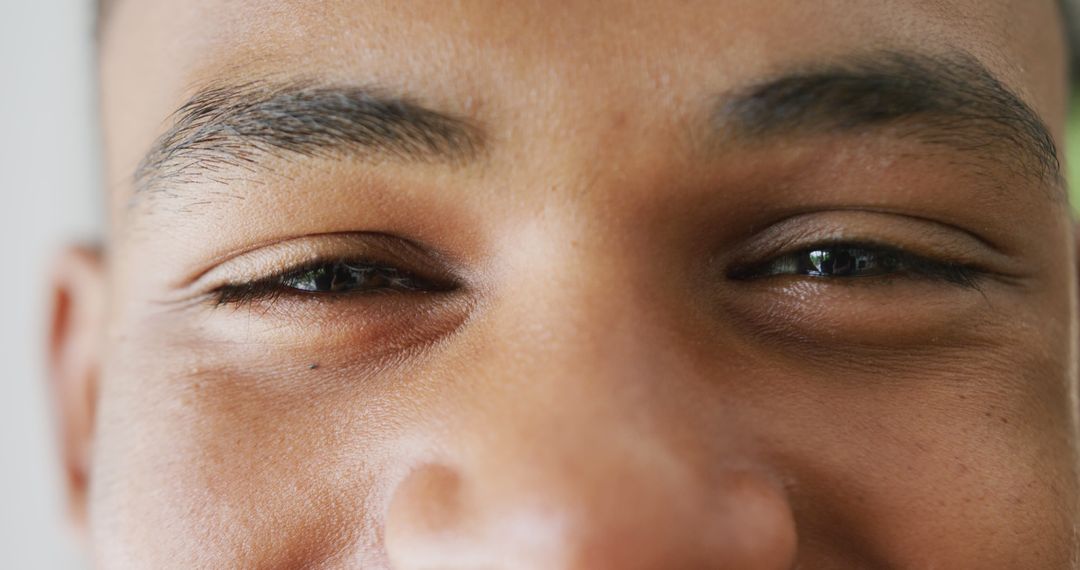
(1074, 217, 1080, 379)
(46, 245, 105, 534)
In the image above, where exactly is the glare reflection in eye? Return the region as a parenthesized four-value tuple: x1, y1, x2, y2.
(282, 263, 428, 293)
(765, 247, 904, 278)
(730, 243, 982, 289)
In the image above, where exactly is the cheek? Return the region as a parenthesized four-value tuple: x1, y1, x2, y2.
(765, 339, 1080, 567)
(88, 330, 434, 569)
(87, 283, 1080, 568)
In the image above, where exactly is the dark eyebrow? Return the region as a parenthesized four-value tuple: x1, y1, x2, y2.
(135, 81, 484, 193)
(716, 50, 1063, 191)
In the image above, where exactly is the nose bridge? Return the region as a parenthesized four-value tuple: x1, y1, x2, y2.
(473, 233, 692, 452)
(487, 213, 681, 380)
(457, 214, 717, 528)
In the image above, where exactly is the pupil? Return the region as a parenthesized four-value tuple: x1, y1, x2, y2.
(316, 267, 338, 290)
(827, 250, 855, 275)
(287, 264, 423, 292)
(807, 248, 878, 277)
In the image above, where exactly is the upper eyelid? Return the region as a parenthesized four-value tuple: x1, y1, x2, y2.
(209, 257, 371, 293)
(190, 233, 461, 293)
(210, 258, 456, 304)
(241, 257, 388, 285)
(719, 210, 1021, 277)
(741, 208, 1008, 257)
(734, 224, 982, 263)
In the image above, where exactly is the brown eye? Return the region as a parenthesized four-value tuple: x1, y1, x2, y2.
(789, 247, 903, 278)
(281, 262, 435, 293)
(732, 245, 908, 280)
(730, 244, 980, 288)
(212, 260, 458, 306)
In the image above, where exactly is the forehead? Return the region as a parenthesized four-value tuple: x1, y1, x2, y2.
(99, 0, 1066, 206)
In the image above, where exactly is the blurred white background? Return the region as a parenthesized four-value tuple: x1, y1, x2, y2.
(1, 0, 99, 568)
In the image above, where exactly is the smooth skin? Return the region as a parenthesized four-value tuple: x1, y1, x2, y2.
(49, 0, 1079, 567)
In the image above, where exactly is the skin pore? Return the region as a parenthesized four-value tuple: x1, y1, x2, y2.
(49, 0, 1080, 567)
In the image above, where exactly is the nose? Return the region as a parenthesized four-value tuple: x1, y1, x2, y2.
(383, 227, 798, 568)
(383, 330, 798, 569)
(385, 452, 797, 570)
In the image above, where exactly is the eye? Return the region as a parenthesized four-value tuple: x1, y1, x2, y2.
(282, 262, 434, 293)
(762, 246, 903, 278)
(731, 244, 980, 287)
(212, 259, 455, 306)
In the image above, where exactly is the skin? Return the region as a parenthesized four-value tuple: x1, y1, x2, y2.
(48, 0, 1080, 567)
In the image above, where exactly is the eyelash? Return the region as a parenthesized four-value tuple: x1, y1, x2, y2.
(211, 258, 456, 307)
(210, 242, 982, 307)
(729, 242, 982, 288)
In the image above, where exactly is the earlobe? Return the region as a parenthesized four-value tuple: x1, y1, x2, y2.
(46, 245, 105, 535)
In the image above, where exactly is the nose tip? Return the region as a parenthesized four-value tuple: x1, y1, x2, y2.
(384, 463, 798, 569)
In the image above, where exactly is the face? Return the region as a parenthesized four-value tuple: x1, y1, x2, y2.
(47, 0, 1079, 567)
